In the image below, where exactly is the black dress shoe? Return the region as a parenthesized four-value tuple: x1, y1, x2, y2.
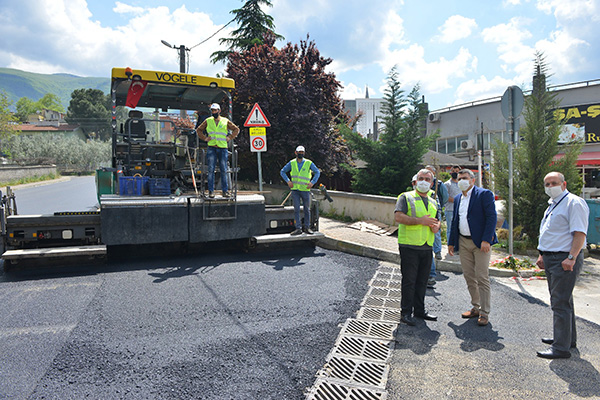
(415, 312, 438, 321)
(536, 348, 571, 359)
(400, 315, 416, 326)
(541, 338, 576, 348)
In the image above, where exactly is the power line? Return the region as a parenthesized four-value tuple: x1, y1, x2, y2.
(189, 17, 236, 50)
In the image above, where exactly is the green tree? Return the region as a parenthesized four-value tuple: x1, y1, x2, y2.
(211, 0, 284, 64)
(492, 52, 582, 244)
(15, 97, 37, 122)
(36, 93, 64, 113)
(65, 89, 111, 140)
(226, 35, 350, 183)
(15, 93, 65, 123)
(343, 67, 430, 196)
(0, 91, 20, 153)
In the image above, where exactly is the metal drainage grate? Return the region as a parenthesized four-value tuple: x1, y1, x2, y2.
(367, 287, 402, 299)
(373, 270, 402, 281)
(357, 307, 402, 323)
(369, 279, 402, 290)
(341, 318, 397, 340)
(319, 356, 389, 389)
(331, 335, 394, 362)
(377, 265, 400, 274)
(362, 296, 402, 310)
(306, 378, 387, 400)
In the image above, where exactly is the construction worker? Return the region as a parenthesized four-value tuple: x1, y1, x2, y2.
(196, 103, 239, 198)
(280, 146, 321, 235)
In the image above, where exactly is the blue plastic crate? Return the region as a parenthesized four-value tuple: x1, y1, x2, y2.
(119, 176, 147, 196)
(148, 178, 171, 196)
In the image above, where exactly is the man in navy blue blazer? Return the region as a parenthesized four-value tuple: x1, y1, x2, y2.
(448, 169, 498, 326)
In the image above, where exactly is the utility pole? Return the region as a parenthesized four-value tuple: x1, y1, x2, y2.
(161, 40, 189, 118)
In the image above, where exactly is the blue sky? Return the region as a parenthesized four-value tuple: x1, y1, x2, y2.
(0, 0, 598, 110)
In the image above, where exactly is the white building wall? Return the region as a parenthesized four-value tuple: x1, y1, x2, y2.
(355, 98, 385, 138)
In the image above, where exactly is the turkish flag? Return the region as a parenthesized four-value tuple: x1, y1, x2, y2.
(125, 80, 147, 108)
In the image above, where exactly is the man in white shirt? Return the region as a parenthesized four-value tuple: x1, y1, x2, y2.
(535, 171, 589, 359)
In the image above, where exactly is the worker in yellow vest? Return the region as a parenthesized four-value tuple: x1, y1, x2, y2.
(196, 103, 240, 198)
(280, 145, 321, 235)
(394, 168, 441, 326)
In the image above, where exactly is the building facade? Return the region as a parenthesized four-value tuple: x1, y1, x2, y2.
(343, 89, 386, 141)
(426, 79, 600, 197)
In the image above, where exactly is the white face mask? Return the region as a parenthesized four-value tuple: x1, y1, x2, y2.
(458, 179, 471, 192)
(416, 180, 431, 193)
(545, 185, 563, 199)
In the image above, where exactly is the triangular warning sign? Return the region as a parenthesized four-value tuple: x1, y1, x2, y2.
(244, 103, 271, 127)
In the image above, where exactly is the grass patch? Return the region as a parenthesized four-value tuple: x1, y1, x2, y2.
(320, 209, 357, 223)
(0, 173, 61, 187)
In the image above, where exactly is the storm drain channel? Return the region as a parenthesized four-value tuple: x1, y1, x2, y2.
(305, 262, 404, 400)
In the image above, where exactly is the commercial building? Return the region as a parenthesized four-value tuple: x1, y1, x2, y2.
(427, 79, 600, 197)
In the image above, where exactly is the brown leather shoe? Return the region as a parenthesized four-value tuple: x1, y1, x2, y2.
(461, 308, 479, 319)
(477, 315, 489, 326)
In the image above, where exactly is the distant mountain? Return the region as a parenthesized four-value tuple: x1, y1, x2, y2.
(0, 68, 109, 111)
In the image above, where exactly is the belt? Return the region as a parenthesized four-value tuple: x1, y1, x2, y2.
(460, 234, 471, 239)
(539, 250, 569, 255)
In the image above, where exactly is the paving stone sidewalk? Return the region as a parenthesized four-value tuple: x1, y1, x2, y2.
(317, 217, 600, 325)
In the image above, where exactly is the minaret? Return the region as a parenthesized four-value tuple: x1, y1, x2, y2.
(365, 85, 370, 99)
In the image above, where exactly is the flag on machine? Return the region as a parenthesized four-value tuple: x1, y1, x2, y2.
(126, 80, 147, 108)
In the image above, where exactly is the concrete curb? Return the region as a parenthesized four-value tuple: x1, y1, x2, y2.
(317, 235, 517, 278)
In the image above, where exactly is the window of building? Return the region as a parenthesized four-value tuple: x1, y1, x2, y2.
(437, 140, 447, 154)
(447, 137, 457, 153)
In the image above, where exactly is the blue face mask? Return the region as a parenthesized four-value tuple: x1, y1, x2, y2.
(297, 153, 305, 160)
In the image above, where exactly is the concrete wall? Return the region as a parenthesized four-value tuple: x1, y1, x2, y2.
(238, 181, 506, 228)
(239, 182, 397, 225)
(0, 165, 57, 183)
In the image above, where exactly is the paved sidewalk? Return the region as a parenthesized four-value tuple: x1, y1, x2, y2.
(317, 217, 600, 326)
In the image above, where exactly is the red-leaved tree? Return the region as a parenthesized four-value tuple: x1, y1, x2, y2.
(226, 35, 351, 186)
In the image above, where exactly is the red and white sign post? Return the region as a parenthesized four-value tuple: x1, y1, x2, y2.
(244, 103, 271, 192)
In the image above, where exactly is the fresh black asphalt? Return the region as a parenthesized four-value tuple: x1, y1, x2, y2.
(0, 246, 380, 399)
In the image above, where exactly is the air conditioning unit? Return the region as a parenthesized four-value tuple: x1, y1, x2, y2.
(428, 113, 440, 122)
(460, 139, 474, 150)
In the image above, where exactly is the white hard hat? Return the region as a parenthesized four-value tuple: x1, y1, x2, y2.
(210, 103, 221, 110)
(296, 145, 305, 152)
(412, 174, 418, 182)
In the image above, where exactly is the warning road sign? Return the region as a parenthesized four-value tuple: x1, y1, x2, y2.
(250, 127, 267, 152)
(244, 103, 271, 127)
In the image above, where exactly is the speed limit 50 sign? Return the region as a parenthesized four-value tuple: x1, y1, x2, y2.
(249, 127, 267, 152)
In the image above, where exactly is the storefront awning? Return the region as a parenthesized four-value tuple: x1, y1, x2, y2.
(554, 151, 600, 166)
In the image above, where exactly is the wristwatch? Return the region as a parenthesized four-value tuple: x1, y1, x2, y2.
(567, 254, 574, 260)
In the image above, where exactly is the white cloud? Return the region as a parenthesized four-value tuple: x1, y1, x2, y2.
(0, 1, 230, 78)
(454, 75, 516, 105)
(535, 29, 588, 75)
(113, 2, 144, 15)
(481, 17, 534, 82)
(379, 45, 476, 94)
(434, 15, 478, 43)
(340, 82, 369, 100)
(381, 11, 408, 49)
(537, 0, 600, 21)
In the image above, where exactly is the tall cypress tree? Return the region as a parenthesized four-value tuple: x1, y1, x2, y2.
(211, 0, 284, 64)
(492, 52, 582, 244)
(343, 67, 430, 196)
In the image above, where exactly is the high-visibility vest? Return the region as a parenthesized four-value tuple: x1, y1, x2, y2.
(290, 159, 313, 191)
(397, 190, 437, 246)
(206, 116, 229, 148)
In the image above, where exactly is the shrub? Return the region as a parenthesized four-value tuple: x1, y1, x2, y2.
(6, 135, 111, 173)
(491, 255, 536, 271)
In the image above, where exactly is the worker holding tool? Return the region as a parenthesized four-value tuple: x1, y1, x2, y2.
(196, 103, 240, 198)
(280, 146, 321, 235)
